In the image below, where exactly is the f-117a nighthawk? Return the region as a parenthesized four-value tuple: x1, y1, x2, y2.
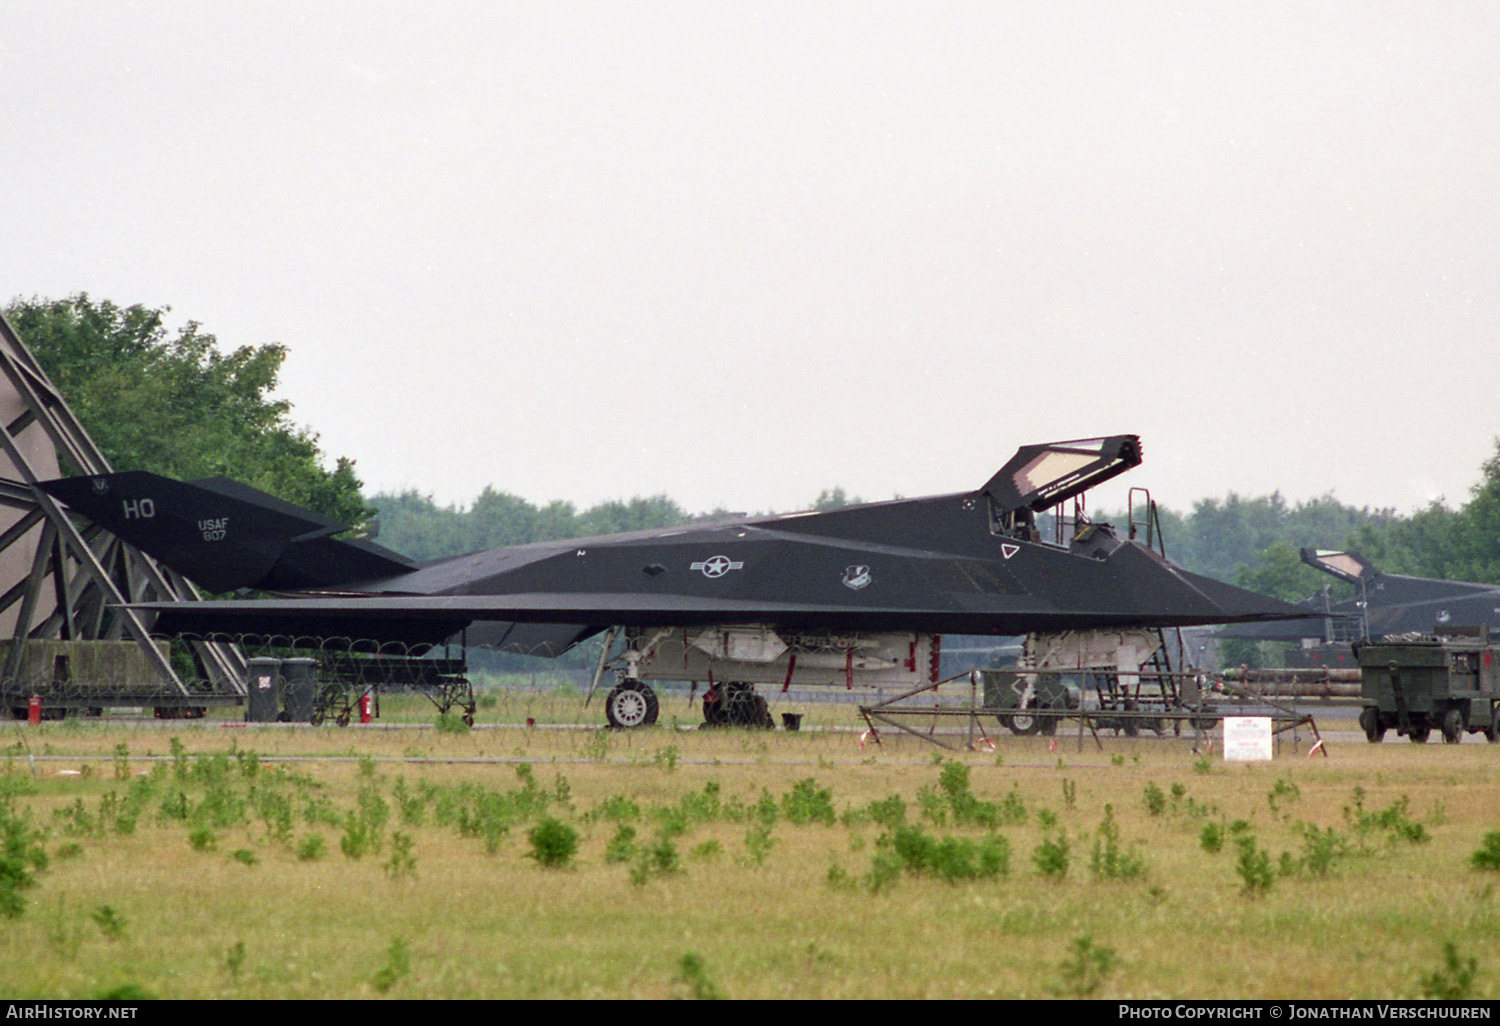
(40, 435, 1308, 728)
(1218, 547, 1500, 649)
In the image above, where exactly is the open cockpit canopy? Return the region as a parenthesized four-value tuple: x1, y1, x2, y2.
(981, 434, 1142, 515)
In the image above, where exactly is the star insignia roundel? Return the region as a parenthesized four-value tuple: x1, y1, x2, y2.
(690, 554, 744, 578)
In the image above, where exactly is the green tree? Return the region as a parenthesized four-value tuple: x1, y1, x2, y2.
(1431, 440, 1500, 583)
(369, 486, 690, 562)
(6, 294, 372, 528)
(812, 487, 864, 510)
(1339, 441, 1500, 584)
(1231, 541, 1334, 603)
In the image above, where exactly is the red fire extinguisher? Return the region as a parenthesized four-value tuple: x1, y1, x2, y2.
(359, 693, 373, 724)
(27, 695, 41, 726)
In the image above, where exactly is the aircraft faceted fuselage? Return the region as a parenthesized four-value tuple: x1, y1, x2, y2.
(39, 435, 1310, 726)
(1218, 548, 1500, 647)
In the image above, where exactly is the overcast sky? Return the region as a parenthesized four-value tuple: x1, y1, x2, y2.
(3, 2, 1496, 518)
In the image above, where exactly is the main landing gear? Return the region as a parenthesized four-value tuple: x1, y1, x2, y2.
(701, 682, 774, 729)
(599, 677, 776, 730)
(604, 679, 660, 728)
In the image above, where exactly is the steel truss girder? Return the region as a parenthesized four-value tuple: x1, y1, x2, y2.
(0, 311, 245, 694)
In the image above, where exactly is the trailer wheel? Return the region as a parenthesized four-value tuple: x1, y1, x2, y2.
(1487, 704, 1499, 743)
(1408, 726, 1431, 744)
(1359, 707, 1385, 743)
(1441, 706, 1464, 744)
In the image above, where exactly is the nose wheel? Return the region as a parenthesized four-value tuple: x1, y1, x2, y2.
(605, 680, 660, 728)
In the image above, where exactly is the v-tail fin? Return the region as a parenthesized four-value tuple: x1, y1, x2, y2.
(40, 471, 417, 593)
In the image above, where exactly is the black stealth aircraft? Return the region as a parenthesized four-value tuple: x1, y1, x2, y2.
(1218, 547, 1500, 650)
(40, 435, 1308, 727)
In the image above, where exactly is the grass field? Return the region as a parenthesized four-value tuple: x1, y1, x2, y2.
(1, 689, 1497, 1000)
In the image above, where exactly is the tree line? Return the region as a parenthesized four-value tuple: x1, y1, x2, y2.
(7, 295, 1498, 606)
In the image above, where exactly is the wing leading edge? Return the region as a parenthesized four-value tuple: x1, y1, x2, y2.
(44, 435, 1313, 653)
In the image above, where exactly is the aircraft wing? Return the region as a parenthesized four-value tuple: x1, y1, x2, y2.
(130, 554, 1313, 648)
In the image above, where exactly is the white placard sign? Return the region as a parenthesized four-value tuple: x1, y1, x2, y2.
(1223, 716, 1273, 761)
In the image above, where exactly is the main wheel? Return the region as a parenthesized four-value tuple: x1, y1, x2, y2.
(1006, 710, 1041, 735)
(605, 681, 659, 729)
(701, 686, 727, 726)
(1359, 706, 1386, 743)
(1441, 706, 1464, 744)
(720, 683, 773, 728)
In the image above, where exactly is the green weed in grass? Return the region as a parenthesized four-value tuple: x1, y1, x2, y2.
(1470, 831, 1500, 871)
(1049, 934, 1118, 998)
(630, 833, 682, 886)
(1417, 941, 1479, 1000)
(604, 825, 637, 864)
(1341, 789, 1430, 851)
(371, 936, 411, 994)
(526, 817, 578, 869)
(582, 730, 612, 761)
(1143, 782, 1166, 816)
(866, 849, 901, 894)
(434, 712, 471, 734)
(825, 862, 857, 891)
(1089, 805, 1145, 881)
(743, 822, 775, 866)
(386, 831, 418, 879)
(1293, 822, 1347, 876)
(0, 800, 48, 918)
(223, 940, 247, 981)
(1267, 776, 1301, 819)
(863, 794, 906, 829)
(392, 776, 426, 827)
(676, 951, 725, 1000)
(1234, 833, 1275, 896)
(91, 904, 127, 940)
(783, 778, 835, 826)
(1033, 834, 1069, 879)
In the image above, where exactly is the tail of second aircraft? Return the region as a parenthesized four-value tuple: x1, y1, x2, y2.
(40, 471, 418, 594)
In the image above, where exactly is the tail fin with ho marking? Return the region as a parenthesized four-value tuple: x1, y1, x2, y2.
(40, 471, 418, 594)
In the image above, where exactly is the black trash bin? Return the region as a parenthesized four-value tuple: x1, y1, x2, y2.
(282, 658, 318, 723)
(245, 658, 282, 723)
